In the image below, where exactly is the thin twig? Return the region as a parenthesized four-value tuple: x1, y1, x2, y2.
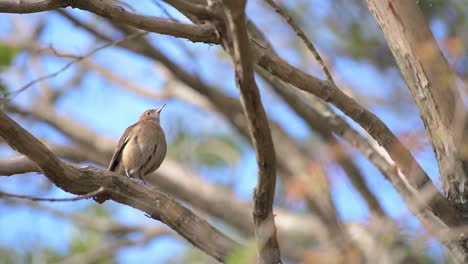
(2, 31, 147, 101)
(263, 0, 335, 83)
(151, 0, 202, 73)
(0, 187, 105, 202)
(152, 0, 178, 21)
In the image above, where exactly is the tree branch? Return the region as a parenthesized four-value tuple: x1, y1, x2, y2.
(251, 40, 467, 261)
(0, 187, 104, 202)
(365, 0, 466, 205)
(161, 0, 215, 19)
(0, 110, 240, 263)
(221, 0, 282, 263)
(262, 0, 334, 83)
(5, 31, 146, 101)
(0, 0, 217, 43)
(259, 68, 386, 217)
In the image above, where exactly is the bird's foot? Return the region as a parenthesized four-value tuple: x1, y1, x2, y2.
(139, 177, 147, 185)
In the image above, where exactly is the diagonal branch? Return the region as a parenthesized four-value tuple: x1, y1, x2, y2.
(4, 31, 146, 101)
(0, 187, 104, 202)
(221, 1, 282, 263)
(0, 111, 240, 263)
(0, 0, 217, 43)
(251, 41, 468, 260)
(259, 68, 386, 217)
(365, 0, 466, 205)
(262, 0, 334, 83)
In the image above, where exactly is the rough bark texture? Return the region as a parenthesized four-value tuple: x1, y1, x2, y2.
(365, 0, 466, 204)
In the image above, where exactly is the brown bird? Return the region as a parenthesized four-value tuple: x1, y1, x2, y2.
(94, 105, 167, 203)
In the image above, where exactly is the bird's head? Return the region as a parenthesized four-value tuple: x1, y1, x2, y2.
(139, 104, 166, 123)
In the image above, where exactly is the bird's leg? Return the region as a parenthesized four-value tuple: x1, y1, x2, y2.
(139, 175, 147, 185)
(125, 169, 132, 178)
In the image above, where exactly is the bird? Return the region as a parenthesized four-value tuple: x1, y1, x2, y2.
(94, 105, 167, 204)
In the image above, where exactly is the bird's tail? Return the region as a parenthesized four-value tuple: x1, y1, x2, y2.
(93, 194, 109, 204)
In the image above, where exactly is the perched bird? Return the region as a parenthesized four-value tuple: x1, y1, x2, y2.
(94, 105, 167, 203)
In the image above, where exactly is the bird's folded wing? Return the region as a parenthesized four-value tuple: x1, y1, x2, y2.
(108, 124, 136, 171)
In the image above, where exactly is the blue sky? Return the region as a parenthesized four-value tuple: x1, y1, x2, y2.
(0, 1, 453, 263)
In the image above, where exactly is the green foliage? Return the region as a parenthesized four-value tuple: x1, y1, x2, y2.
(347, 22, 381, 59)
(68, 230, 115, 264)
(0, 42, 16, 99)
(0, 42, 18, 69)
(0, 247, 22, 264)
(163, 248, 219, 264)
(0, 79, 8, 99)
(226, 241, 257, 264)
(79, 202, 113, 218)
(417, 0, 447, 19)
(0, 244, 62, 264)
(169, 129, 243, 168)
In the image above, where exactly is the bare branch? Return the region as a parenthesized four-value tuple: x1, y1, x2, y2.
(251, 40, 468, 261)
(262, 0, 334, 83)
(4, 31, 146, 101)
(5, 103, 114, 152)
(252, 41, 461, 219)
(0, 110, 240, 263)
(0, 156, 39, 175)
(365, 0, 466, 205)
(259, 68, 386, 217)
(221, 1, 282, 263)
(0, 187, 104, 202)
(0, 0, 217, 43)
(161, 0, 215, 18)
(0, 0, 65, 13)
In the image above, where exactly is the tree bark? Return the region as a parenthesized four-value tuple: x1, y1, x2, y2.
(365, 0, 467, 204)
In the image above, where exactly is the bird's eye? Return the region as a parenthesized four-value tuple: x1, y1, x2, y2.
(146, 111, 151, 116)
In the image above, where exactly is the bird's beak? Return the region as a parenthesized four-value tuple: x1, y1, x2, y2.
(156, 104, 166, 113)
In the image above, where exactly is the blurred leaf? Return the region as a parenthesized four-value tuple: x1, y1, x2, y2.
(0, 244, 63, 264)
(226, 241, 256, 264)
(347, 22, 381, 59)
(417, 0, 446, 19)
(69, 228, 115, 264)
(192, 135, 242, 167)
(169, 129, 242, 168)
(79, 203, 112, 218)
(0, 43, 18, 68)
(0, 247, 21, 264)
(163, 247, 219, 264)
(0, 79, 8, 98)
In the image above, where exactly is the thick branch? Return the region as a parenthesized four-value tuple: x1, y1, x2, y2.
(0, 0, 217, 43)
(365, 0, 466, 204)
(222, 1, 282, 263)
(0, 111, 240, 263)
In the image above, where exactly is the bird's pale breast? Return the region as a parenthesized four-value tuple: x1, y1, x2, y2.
(121, 121, 166, 178)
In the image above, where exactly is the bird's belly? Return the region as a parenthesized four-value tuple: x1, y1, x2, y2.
(121, 128, 166, 178)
